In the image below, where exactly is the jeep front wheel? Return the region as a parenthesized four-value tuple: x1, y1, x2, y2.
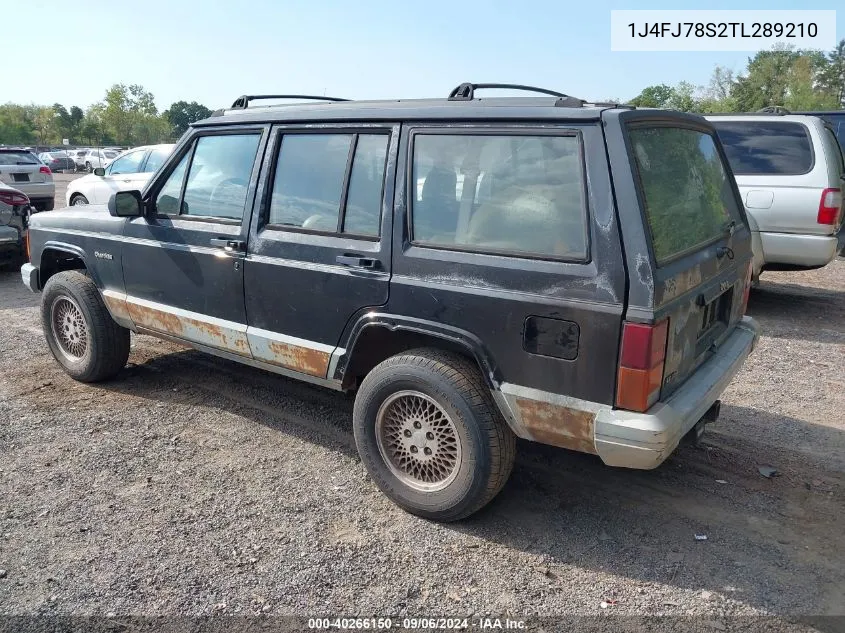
(353, 349, 516, 521)
(41, 270, 130, 382)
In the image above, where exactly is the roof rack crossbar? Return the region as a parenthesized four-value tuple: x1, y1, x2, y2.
(230, 94, 349, 109)
(447, 83, 585, 108)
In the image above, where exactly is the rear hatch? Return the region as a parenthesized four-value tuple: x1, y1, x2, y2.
(603, 110, 752, 405)
(0, 150, 48, 186)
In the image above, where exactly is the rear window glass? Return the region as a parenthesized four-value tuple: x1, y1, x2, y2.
(411, 133, 587, 260)
(711, 121, 813, 175)
(0, 151, 39, 165)
(629, 126, 741, 266)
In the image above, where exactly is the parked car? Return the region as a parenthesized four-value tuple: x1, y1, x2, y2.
(65, 144, 175, 206)
(0, 182, 30, 267)
(707, 113, 844, 281)
(21, 85, 759, 521)
(69, 148, 89, 171)
(0, 148, 55, 210)
(37, 151, 76, 173)
(81, 148, 120, 172)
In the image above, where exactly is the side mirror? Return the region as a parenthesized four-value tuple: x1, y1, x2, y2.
(108, 190, 144, 218)
(93, 167, 106, 177)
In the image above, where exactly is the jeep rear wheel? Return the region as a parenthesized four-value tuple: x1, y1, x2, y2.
(353, 349, 516, 521)
(41, 270, 130, 382)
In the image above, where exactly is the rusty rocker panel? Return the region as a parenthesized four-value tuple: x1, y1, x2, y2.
(101, 291, 344, 384)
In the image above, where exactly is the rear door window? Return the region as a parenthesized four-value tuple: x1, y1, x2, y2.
(711, 121, 813, 175)
(628, 126, 742, 266)
(410, 133, 587, 260)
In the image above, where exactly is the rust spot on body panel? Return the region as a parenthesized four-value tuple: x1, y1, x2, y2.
(124, 301, 251, 357)
(265, 341, 329, 377)
(514, 397, 597, 454)
(102, 293, 131, 323)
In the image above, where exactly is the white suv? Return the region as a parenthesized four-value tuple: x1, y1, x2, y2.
(707, 114, 844, 281)
(81, 148, 120, 172)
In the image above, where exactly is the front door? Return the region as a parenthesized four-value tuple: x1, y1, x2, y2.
(119, 127, 268, 355)
(90, 148, 148, 204)
(242, 124, 398, 379)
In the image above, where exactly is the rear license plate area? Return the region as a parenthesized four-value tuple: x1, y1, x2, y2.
(699, 289, 732, 335)
(12, 173, 29, 182)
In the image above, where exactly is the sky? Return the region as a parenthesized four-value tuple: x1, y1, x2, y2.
(2, 0, 842, 112)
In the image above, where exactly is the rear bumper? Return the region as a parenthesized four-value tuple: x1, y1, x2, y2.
(594, 316, 760, 470)
(760, 231, 839, 268)
(13, 182, 55, 200)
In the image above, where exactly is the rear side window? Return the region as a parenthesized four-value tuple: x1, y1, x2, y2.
(268, 132, 388, 237)
(712, 121, 813, 175)
(411, 133, 587, 260)
(629, 126, 741, 266)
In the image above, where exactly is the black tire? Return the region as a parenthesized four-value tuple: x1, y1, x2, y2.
(42, 199, 54, 211)
(40, 270, 130, 382)
(353, 348, 516, 521)
(70, 194, 88, 206)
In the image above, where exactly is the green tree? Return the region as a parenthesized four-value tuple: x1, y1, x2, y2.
(100, 83, 164, 145)
(0, 104, 36, 144)
(666, 81, 699, 112)
(818, 39, 845, 107)
(163, 100, 212, 139)
(629, 84, 675, 108)
(33, 106, 56, 145)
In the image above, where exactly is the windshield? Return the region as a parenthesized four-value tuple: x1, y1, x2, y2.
(0, 151, 39, 165)
(629, 125, 743, 266)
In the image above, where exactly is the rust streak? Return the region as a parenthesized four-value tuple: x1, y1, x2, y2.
(267, 341, 329, 377)
(126, 302, 184, 335)
(102, 294, 131, 322)
(515, 397, 597, 454)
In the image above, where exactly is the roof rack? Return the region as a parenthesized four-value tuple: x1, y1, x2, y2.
(447, 82, 585, 108)
(757, 106, 791, 115)
(230, 94, 349, 109)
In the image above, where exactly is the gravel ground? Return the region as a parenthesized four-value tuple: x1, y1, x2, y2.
(0, 181, 843, 631)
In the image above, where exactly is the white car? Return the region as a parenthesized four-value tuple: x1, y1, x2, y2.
(66, 144, 175, 206)
(80, 148, 120, 172)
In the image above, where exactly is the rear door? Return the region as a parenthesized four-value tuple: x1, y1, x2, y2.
(242, 123, 398, 379)
(604, 110, 751, 399)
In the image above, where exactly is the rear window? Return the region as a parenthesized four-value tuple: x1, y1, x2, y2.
(0, 151, 39, 166)
(711, 121, 813, 175)
(629, 126, 741, 266)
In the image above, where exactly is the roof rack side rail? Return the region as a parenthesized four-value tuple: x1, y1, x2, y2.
(447, 82, 585, 107)
(230, 94, 350, 109)
(757, 105, 790, 114)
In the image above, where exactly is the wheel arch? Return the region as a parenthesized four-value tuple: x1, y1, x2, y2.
(337, 315, 500, 391)
(38, 242, 98, 289)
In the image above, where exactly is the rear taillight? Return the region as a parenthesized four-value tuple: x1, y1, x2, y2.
(740, 261, 753, 315)
(0, 190, 29, 206)
(39, 166, 51, 175)
(817, 188, 842, 226)
(616, 319, 669, 413)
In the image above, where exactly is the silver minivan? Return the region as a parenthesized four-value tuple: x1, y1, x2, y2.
(706, 114, 844, 280)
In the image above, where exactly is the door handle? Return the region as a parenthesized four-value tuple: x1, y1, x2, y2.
(336, 254, 379, 269)
(210, 238, 246, 253)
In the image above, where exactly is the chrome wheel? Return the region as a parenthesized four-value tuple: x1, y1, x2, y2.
(50, 296, 89, 361)
(71, 195, 88, 206)
(375, 390, 462, 492)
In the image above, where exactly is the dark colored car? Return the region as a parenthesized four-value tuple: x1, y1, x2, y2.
(20, 84, 759, 521)
(793, 111, 845, 154)
(0, 183, 30, 267)
(38, 152, 76, 173)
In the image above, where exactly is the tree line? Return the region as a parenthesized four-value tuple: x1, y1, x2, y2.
(629, 40, 845, 112)
(2, 41, 843, 148)
(0, 83, 211, 147)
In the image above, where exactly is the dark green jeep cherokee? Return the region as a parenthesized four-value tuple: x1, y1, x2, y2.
(21, 84, 760, 521)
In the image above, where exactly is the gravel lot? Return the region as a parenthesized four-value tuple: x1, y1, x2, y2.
(0, 176, 843, 630)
